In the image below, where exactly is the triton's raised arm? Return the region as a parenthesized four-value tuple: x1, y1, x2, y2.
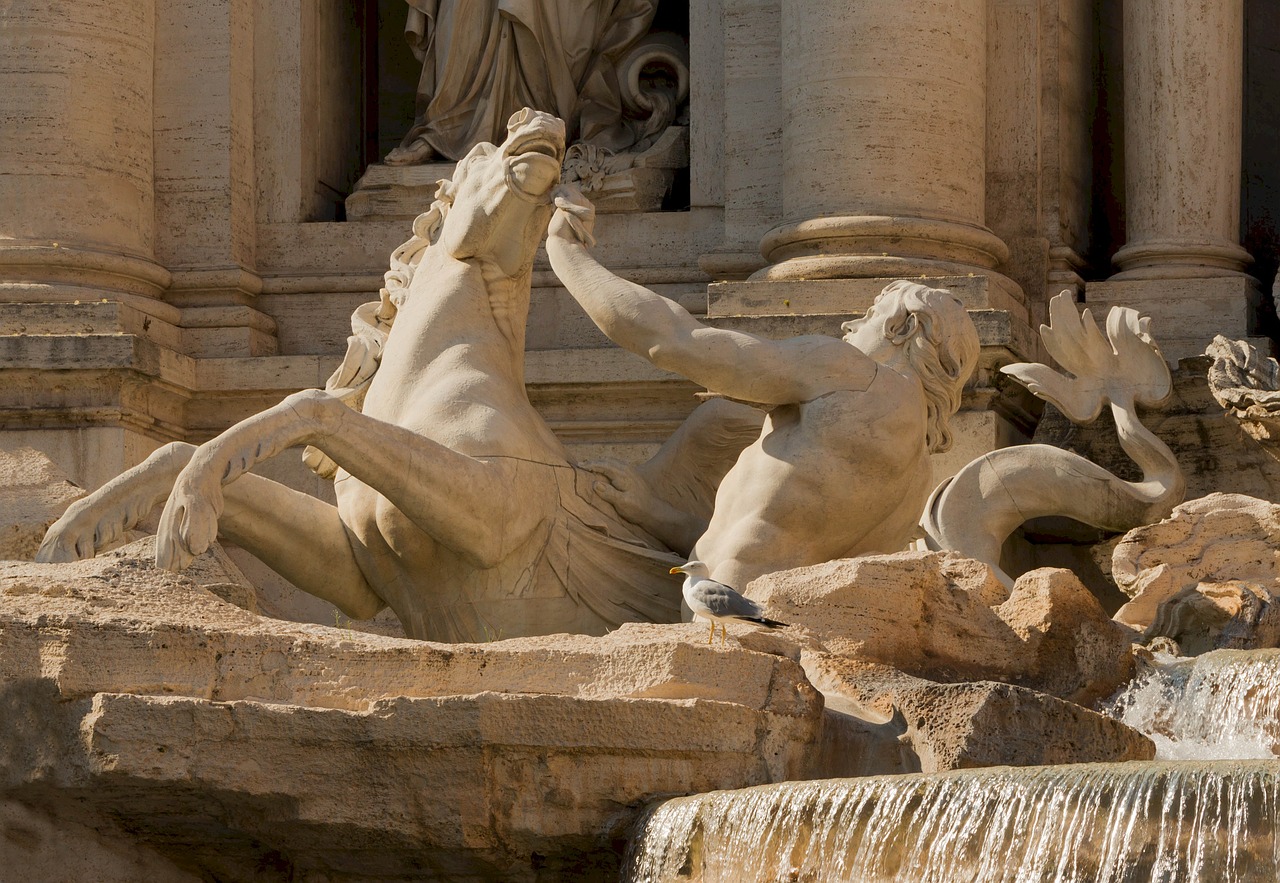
(545, 189, 876, 406)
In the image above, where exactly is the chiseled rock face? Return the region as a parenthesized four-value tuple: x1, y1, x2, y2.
(749, 551, 1138, 705)
(0, 799, 198, 883)
(803, 655, 1154, 775)
(1113, 493, 1280, 654)
(0, 540, 822, 881)
(0, 447, 85, 561)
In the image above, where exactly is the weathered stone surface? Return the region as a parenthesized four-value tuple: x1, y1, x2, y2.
(749, 551, 1138, 705)
(0, 540, 822, 880)
(0, 798, 197, 883)
(803, 655, 1154, 775)
(1142, 581, 1280, 656)
(1114, 493, 1280, 595)
(1113, 493, 1280, 653)
(0, 446, 85, 561)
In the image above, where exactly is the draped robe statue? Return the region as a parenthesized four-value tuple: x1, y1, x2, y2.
(388, 0, 661, 164)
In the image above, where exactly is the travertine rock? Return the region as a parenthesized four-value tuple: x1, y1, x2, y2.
(0, 799, 197, 883)
(0, 447, 85, 561)
(750, 551, 1137, 705)
(1113, 493, 1280, 653)
(1143, 581, 1280, 656)
(1114, 494, 1280, 595)
(0, 540, 821, 880)
(804, 655, 1154, 775)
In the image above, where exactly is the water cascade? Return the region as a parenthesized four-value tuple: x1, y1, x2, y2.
(625, 762, 1280, 882)
(1102, 649, 1280, 760)
(626, 650, 1280, 882)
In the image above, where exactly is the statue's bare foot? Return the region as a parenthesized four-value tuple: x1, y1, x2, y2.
(384, 138, 438, 165)
(156, 472, 224, 572)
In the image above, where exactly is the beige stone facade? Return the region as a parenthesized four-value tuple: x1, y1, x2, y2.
(0, 0, 1276, 538)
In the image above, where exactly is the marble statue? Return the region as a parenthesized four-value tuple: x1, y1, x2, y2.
(546, 189, 982, 592)
(922, 292, 1186, 586)
(387, 0, 668, 165)
(36, 109, 762, 643)
(1206, 334, 1280, 445)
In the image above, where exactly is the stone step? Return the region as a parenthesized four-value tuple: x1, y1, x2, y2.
(708, 274, 1027, 318)
(0, 300, 277, 357)
(0, 300, 181, 351)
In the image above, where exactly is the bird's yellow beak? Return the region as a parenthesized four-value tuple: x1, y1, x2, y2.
(669, 566, 683, 575)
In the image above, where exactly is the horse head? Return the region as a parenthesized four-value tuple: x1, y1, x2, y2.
(434, 108, 567, 279)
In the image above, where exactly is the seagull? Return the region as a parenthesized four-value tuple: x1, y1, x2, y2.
(669, 560, 787, 644)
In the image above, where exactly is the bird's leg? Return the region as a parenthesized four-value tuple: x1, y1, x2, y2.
(719, 624, 727, 645)
(706, 619, 715, 644)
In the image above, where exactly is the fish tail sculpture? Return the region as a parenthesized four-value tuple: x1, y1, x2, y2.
(921, 291, 1185, 586)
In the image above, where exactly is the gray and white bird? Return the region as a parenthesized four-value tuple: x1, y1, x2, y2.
(669, 560, 787, 644)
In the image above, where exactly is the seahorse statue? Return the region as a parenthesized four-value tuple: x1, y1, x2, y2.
(921, 291, 1185, 586)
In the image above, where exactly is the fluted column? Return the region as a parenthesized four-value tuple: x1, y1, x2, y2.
(1112, 0, 1250, 279)
(0, 0, 170, 301)
(753, 0, 1009, 282)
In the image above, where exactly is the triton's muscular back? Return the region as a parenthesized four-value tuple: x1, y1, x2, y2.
(693, 365, 934, 591)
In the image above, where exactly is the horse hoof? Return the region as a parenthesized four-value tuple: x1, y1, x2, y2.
(156, 484, 219, 572)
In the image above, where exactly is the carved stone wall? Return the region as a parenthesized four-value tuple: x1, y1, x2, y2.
(0, 0, 1276, 542)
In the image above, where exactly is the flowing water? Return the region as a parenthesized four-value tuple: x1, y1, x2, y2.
(624, 762, 1280, 882)
(625, 649, 1280, 882)
(1102, 649, 1280, 760)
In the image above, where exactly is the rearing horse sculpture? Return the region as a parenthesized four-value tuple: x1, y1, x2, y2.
(37, 109, 761, 642)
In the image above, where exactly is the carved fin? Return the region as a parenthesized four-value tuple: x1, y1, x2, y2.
(1002, 291, 1171, 420)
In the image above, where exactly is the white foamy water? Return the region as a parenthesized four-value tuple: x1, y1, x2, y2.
(624, 761, 1280, 883)
(1102, 649, 1280, 760)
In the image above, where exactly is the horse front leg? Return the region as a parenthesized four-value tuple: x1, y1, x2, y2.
(38, 433, 383, 618)
(157, 389, 543, 573)
(37, 442, 197, 563)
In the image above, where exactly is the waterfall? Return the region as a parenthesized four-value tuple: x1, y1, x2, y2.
(624, 762, 1280, 882)
(1102, 649, 1280, 760)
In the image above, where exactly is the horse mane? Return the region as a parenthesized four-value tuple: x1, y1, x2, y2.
(300, 184, 452, 478)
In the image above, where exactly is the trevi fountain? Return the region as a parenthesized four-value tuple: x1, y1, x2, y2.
(3, 0, 1280, 880)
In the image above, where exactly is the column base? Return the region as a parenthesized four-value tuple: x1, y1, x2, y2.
(0, 241, 171, 301)
(1110, 240, 1253, 280)
(1085, 276, 1262, 364)
(167, 267, 278, 357)
(753, 215, 1011, 282)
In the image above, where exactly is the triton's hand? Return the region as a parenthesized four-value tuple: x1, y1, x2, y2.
(581, 458, 704, 555)
(550, 185, 597, 247)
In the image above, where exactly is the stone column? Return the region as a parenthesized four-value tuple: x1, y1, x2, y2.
(706, 0, 1033, 485)
(1088, 0, 1257, 364)
(0, 0, 170, 303)
(153, 0, 276, 357)
(0, 0, 182, 486)
(754, 0, 1011, 290)
(1112, 0, 1250, 279)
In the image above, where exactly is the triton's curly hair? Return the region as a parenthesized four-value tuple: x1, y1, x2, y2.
(874, 280, 980, 453)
